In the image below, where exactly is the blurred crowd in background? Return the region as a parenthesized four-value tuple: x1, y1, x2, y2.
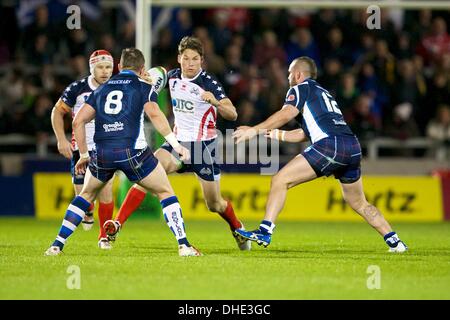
(0, 2, 449, 155)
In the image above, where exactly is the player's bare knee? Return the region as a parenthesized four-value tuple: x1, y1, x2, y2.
(98, 191, 113, 203)
(271, 174, 288, 190)
(98, 186, 113, 203)
(79, 191, 96, 204)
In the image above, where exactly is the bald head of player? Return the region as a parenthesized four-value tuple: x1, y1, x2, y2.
(288, 56, 318, 87)
(119, 48, 146, 76)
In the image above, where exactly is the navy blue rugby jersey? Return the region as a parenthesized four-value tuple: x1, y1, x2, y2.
(283, 78, 354, 143)
(86, 70, 158, 149)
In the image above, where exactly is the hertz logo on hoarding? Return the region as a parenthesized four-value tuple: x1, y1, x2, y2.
(168, 174, 443, 222)
(327, 189, 416, 213)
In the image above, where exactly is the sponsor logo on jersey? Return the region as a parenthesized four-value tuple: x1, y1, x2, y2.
(190, 87, 200, 96)
(108, 79, 132, 85)
(287, 94, 295, 102)
(172, 98, 194, 113)
(333, 119, 347, 126)
(103, 121, 124, 132)
(199, 167, 212, 176)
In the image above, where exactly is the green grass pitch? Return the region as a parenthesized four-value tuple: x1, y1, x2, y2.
(1, 217, 449, 299)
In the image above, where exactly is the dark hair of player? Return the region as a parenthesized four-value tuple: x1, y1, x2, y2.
(120, 48, 145, 71)
(178, 36, 204, 57)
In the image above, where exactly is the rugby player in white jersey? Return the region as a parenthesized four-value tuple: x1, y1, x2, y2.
(51, 50, 115, 249)
(104, 37, 251, 251)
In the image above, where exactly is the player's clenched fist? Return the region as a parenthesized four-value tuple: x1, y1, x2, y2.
(174, 144, 191, 162)
(201, 91, 219, 107)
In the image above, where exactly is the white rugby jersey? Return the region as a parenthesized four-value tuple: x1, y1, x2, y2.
(60, 75, 97, 151)
(167, 68, 227, 141)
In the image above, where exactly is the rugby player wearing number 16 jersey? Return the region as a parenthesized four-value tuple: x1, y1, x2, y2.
(233, 56, 408, 253)
(45, 48, 201, 257)
(104, 36, 251, 251)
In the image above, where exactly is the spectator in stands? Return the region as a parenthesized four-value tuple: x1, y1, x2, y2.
(426, 71, 450, 118)
(285, 28, 320, 66)
(25, 93, 53, 137)
(318, 57, 342, 96)
(202, 38, 225, 76)
(236, 99, 262, 127)
(345, 94, 381, 142)
(223, 44, 245, 94)
(336, 72, 360, 114)
(0, 67, 24, 107)
(118, 21, 135, 49)
(394, 32, 414, 60)
(170, 8, 193, 47)
(28, 34, 51, 65)
(322, 27, 351, 67)
(208, 9, 232, 55)
(67, 29, 89, 77)
(265, 58, 289, 111)
(417, 17, 450, 66)
(352, 32, 376, 65)
(153, 28, 177, 68)
(393, 59, 427, 123)
(365, 39, 396, 88)
(22, 5, 56, 60)
(384, 102, 421, 143)
(254, 9, 290, 44)
(252, 30, 287, 68)
(426, 104, 450, 147)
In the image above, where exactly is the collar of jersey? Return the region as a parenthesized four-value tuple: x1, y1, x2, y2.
(120, 70, 136, 76)
(181, 68, 202, 82)
(87, 75, 97, 91)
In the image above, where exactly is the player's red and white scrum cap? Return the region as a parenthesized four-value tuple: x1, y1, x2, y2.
(89, 50, 113, 74)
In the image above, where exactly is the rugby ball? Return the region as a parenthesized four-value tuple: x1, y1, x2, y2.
(148, 66, 168, 93)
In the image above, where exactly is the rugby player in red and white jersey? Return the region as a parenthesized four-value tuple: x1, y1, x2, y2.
(51, 50, 115, 249)
(104, 36, 251, 251)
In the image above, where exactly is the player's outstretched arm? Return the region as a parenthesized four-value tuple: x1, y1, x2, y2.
(73, 103, 96, 175)
(51, 99, 73, 159)
(144, 101, 190, 161)
(233, 105, 299, 144)
(265, 129, 306, 143)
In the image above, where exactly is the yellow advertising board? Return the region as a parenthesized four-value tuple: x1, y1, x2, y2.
(169, 174, 443, 222)
(34, 173, 443, 221)
(33, 173, 120, 219)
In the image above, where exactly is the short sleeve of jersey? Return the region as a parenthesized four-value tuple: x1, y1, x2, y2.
(203, 74, 227, 101)
(85, 89, 97, 110)
(167, 69, 178, 79)
(283, 84, 309, 111)
(140, 81, 158, 103)
(60, 82, 79, 108)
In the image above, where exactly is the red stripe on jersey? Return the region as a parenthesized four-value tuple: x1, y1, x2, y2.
(197, 106, 217, 140)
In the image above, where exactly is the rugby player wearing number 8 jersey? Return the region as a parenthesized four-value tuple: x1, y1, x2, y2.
(45, 48, 201, 257)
